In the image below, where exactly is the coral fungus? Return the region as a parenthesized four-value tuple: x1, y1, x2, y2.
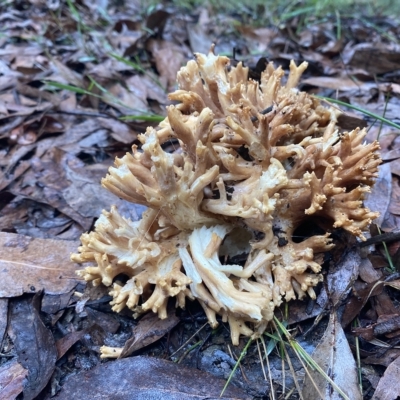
(72, 46, 381, 348)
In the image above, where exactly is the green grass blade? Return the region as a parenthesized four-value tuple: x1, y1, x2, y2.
(109, 53, 166, 92)
(120, 114, 165, 122)
(87, 76, 109, 93)
(316, 95, 400, 131)
(45, 81, 99, 97)
(110, 52, 146, 74)
(274, 317, 351, 400)
(220, 338, 253, 397)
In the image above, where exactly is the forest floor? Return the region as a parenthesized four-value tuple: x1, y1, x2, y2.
(1, 1, 400, 399)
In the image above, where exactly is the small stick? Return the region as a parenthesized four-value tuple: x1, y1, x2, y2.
(250, 105, 274, 122)
(358, 231, 400, 247)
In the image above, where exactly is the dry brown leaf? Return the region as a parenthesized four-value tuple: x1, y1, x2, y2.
(107, 20, 143, 55)
(53, 356, 250, 399)
(343, 42, 400, 75)
(119, 312, 180, 358)
(388, 177, 400, 215)
(0, 232, 80, 297)
(0, 299, 7, 345)
(9, 293, 57, 400)
(302, 76, 400, 94)
(385, 280, 400, 291)
(365, 162, 392, 228)
(98, 116, 138, 144)
(56, 330, 86, 360)
(359, 258, 382, 283)
(51, 59, 84, 88)
(302, 312, 362, 400)
(364, 348, 400, 367)
(374, 291, 399, 318)
(327, 248, 361, 307)
(147, 39, 186, 90)
(342, 280, 384, 328)
(0, 359, 28, 400)
(372, 355, 400, 400)
(103, 82, 148, 115)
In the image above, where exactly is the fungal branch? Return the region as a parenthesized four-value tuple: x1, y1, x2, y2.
(72, 47, 381, 352)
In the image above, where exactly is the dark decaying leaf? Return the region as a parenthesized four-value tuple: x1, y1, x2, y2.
(327, 247, 361, 307)
(343, 43, 400, 75)
(53, 356, 250, 400)
(364, 162, 392, 228)
(41, 289, 76, 315)
(56, 330, 86, 360)
(86, 307, 120, 334)
(337, 113, 368, 130)
(0, 232, 80, 297)
(0, 359, 28, 399)
(358, 257, 382, 283)
(364, 347, 400, 367)
(286, 297, 325, 325)
(119, 310, 180, 358)
(0, 299, 8, 344)
(342, 280, 383, 328)
(302, 312, 362, 400)
(389, 177, 400, 215)
(373, 314, 400, 337)
(372, 355, 400, 400)
(9, 293, 57, 400)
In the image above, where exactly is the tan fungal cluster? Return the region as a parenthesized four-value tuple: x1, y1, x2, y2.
(72, 47, 381, 346)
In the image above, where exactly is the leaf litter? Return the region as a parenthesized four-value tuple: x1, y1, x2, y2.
(0, 1, 400, 399)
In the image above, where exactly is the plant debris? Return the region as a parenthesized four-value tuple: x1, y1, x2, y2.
(0, 1, 400, 399)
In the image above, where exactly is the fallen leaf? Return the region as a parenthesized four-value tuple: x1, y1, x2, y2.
(372, 355, 400, 400)
(56, 330, 86, 360)
(9, 293, 57, 400)
(343, 42, 400, 75)
(362, 365, 381, 390)
(86, 307, 120, 334)
(364, 348, 400, 367)
(365, 162, 392, 228)
(302, 76, 373, 91)
(98, 117, 138, 144)
(302, 76, 400, 95)
(388, 177, 400, 215)
(374, 290, 399, 318)
(0, 232, 80, 297)
(342, 280, 384, 328)
(41, 289, 75, 315)
(119, 311, 180, 358)
(147, 39, 186, 90)
(374, 314, 400, 337)
(62, 157, 143, 219)
(0, 299, 7, 344)
(103, 82, 148, 115)
(359, 257, 382, 283)
(0, 359, 28, 400)
(327, 248, 361, 307)
(53, 356, 250, 399)
(187, 10, 213, 55)
(302, 312, 362, 400)
(337, 113, 368, 130)
(146, 9, 170, 37)
(51, 59, 84, 88)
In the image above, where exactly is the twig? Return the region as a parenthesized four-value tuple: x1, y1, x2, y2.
(358, 231, 400, 247)
(250, 105, 274, 122)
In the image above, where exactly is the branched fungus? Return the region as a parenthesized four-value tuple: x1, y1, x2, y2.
(72, 46, 381, 350)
